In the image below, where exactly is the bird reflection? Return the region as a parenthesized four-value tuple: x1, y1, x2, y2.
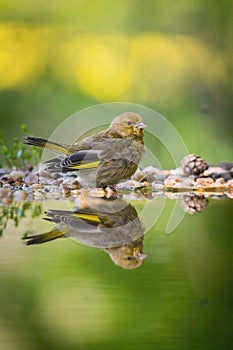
(23, 196, 147, 270)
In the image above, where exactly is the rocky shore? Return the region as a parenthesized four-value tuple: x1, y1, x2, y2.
(0, 154, 232, 204)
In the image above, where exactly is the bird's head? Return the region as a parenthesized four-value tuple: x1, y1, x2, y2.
(105, 238, 147, 270)
(110, 112, 147, 139)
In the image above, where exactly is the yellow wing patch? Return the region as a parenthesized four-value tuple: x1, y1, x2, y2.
(70, 160, 101, 170)
(73, 213, 101, 223)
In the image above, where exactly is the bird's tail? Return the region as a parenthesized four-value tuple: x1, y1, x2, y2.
(22, 228, 66, 245)
(24, 136, 70, 155)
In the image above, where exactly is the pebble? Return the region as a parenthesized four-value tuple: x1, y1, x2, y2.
(170, 167, 186, 176)
(196, 177, 214, 186)
(9, 170, 25, 180)
(215, 177, 225, 184)
(165, 192, 179, 199)
(33, 190, 43, 200)
(24, 173, 39, 185)
(143, 166, 161, 175)
(151, 183, 164, 190)
(227, 191, 233, 199)
(2, 183, 11, 188)
(30, 183, 43, 189)
(0, 154, 233, 206)
(203, 166, 226, 176)
(225, 180, 233, 187)
(1, 196, 13, 205)
(0, 187, 12, 199)
(164, 178, 177, 188)
(217, 161, 233, 171)
(116, 180, 146, 190)
(13, 190, 27, 202)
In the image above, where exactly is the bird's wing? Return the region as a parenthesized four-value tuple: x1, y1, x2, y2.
(61, 150, 101, 170)
(45, 209, 102, 232)
(22, 209, 103, 245)
(46, 149, 102, 172)
(45, 138, 135, 172)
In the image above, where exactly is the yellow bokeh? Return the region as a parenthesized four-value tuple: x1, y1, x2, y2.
(129, 34, 187, 105)
(53, 35, 131, 100)
(0, 22, 228, 104)
(0, 23, 49, 89)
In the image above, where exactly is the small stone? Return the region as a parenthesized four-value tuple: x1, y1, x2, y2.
(116, 180, 146, 190)
(215, 177, 225, 184)
(0, 188, 12, 199)
(203, 166, 226, 176)
(196, 177, 214, 187)
(226, 190, 233, 199)
(24, 173, 39, 185)
(143, 166, 161, 175)
(217, 161, 233, 171)
(208, 182, 225, 188)
(165, 192, 179, 199)
(1, 196, 13, 205)
(174, 181, 191, 189)
(212, 172, 232, 182)
(9, 170, 25, 181)
(225, 180, 233, 187)
(33, 190, 43, 199)
(170, 167, 185, 176)
(151, 183, 164, 190)
(13, 190, 27, 202)
(30, 183, 43, 189)
(0, 168, 9, 176)
(164, 178, 176, 188)
(2, 183, 11, 188)
(87, 188, 106, 197)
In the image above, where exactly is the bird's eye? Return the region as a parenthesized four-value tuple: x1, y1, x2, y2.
(126, 121, 132, 126)
(127, 256, 133, 261)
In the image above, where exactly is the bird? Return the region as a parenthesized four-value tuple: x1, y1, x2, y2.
(24, 112, 147, 188)
(22, 196, 147, 270)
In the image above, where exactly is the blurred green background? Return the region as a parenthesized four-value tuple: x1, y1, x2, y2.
(0, 0, 232, 165)
(0, 2, 233, 349)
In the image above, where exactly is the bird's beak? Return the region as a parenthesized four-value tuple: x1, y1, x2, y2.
(136, 252, 148, 261)
(136, 122, 147, 130)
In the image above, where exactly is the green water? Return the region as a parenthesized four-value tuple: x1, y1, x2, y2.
(0, 195, 232, 350)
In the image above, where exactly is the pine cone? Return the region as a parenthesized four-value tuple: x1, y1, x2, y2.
(181, 154, 209, 176)
(181, 194, 209, 214)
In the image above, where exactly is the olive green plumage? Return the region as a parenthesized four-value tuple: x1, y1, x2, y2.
(23, 197, 147, 270)
(24, 112, 147, 188)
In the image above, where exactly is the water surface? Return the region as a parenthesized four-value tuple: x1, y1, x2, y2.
(0, 194, 232, 350)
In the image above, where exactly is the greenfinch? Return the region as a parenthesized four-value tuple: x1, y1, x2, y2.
(23, 196, 147, 270)
(24, 112, 147, 188)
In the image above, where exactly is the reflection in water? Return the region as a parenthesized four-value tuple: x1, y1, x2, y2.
(23, 196, 147, 270)
(0, 201, 42, 237)
(0, 191, 226, 268)
(181, 194, 209, 214)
